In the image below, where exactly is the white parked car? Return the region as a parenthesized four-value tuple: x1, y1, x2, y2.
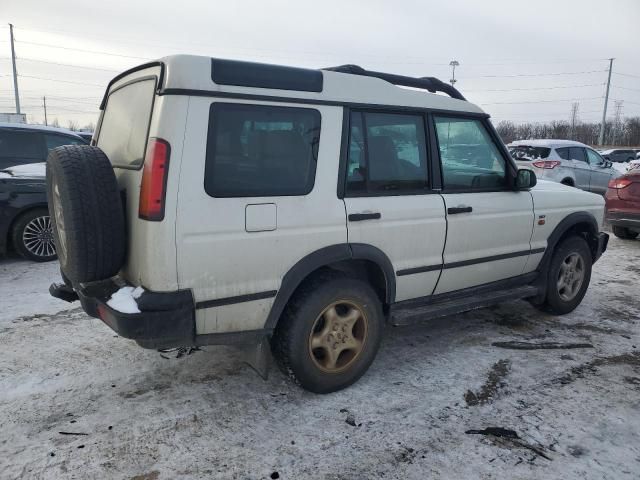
(46, 56, 608, 393)
(508, 139, 617, 195)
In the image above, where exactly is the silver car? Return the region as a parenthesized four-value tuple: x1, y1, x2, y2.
(508, 139, 617, 195)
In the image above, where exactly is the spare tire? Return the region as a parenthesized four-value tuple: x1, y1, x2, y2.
(46, 145, 125, 284)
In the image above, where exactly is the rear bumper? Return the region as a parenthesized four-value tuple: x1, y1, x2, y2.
(75, 278, 195, 349)
(606, 211, 640, 230)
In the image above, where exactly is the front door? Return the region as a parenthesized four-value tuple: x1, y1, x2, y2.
(586, 147, 615, 194)
(568, 146, 591, 190)
(343, 110, 446, 302)
(431, 115, 535, 294)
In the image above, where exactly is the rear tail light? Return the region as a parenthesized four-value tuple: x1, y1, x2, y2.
(139, 138, 171, 221)
(532, 160, 561, 169)
(608, 177, 632, 189)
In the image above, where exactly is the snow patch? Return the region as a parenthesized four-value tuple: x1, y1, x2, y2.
(106, 286, 144, 314)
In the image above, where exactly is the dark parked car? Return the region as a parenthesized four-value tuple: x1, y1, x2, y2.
(600, 149, 636, 164)
(0, 122, 87, 170)
(605, 171, 640, 240)
(0, 163, 56, 261)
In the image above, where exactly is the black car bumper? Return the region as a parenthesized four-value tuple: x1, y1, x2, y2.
(53, 277, 196, 349)
(606, 211, 640, 230)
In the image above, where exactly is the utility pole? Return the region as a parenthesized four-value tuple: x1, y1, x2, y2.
(611, 100, 623, 146)
(570, 102, 579, 140)
(449, 60, 459, 87)
(43, 96, 48, 126)
(9, 23, 21, 115)
(598, 58, 614, 146)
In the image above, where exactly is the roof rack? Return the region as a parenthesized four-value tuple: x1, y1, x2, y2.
(323, 64, 466, 101)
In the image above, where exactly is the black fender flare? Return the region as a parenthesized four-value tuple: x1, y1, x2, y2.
(263, 243, 396, 331)
(537, 211, 599, 276)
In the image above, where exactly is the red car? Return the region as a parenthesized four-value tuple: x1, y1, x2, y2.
(605, 172, 640, 239)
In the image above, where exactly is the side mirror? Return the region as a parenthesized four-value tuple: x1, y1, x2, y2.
(515, 168, 537, 190)
(603, 160, 613, 168)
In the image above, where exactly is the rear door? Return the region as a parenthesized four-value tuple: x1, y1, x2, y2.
(568, 147, 591, 190)
(177, 100, 347, 334)
(343, 110, 446, 302)
(432, 115, 535, 294)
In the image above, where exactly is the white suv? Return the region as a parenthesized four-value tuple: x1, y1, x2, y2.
(47, 56, 608, 393)
(509, 139, 617, 194)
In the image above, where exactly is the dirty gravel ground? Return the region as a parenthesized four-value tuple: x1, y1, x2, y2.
(1, 235, 639, 479)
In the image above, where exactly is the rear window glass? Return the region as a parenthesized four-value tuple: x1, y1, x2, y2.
(509, 146, 550, 161)
(97, 78, 156, 168)
(205, 103, 321, 197)
(556, 147, 570, 160)
(0, 130, 44, 168)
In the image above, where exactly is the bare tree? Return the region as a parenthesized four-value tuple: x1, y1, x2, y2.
(67, 120, 79, 131)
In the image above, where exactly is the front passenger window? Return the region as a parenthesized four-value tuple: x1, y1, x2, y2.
(434, 116, 507, 191)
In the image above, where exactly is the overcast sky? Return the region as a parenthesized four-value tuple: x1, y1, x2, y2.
(1, 0, 639, 129)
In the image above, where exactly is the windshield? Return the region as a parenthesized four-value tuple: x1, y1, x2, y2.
(509, 145, 551, 161)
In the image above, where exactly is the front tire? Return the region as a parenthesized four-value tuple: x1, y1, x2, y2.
(536, 236, 592, 315)
(612, 225, 639, 240)
(271, 274, 384, 393)
(11, 208, 57, 262)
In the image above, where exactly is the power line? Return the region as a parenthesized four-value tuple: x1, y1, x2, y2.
(18, 74, 105, 87)
(480, 96, 602, 105)
(464, 69, 608, 79)
(466, 83, 604, 93)
(14, 40, 151, 60)
(0, 56, 119, 73)
(612, 84, 640, 93)
(613, 71, 640, 79)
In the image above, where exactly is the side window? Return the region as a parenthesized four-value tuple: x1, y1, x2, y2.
(205, 103, 321, 197)
(44, 134, 85, 153)
(556, 147, 570, 160)
(586, 149, 604, 165)
(345, 111, 429, 195)
(0, 130, 45, 168)
(434, 116, 507, 191)
(569, 147, 587, 163)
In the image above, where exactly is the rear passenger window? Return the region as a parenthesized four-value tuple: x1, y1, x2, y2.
(45, 134, 85, 152)
(346, 111, 429, 195)
(434, 116, 507, 191)
(0, 130, 44, 169)
(569, 147, 587, 162)
(205, 103, 321, 197)
(556, 147, 570, 160)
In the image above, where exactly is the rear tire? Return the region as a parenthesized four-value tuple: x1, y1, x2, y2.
(612, 225, 639, 240)
(561, 179, 574, 187)
(46, 145, 125, 284)
(11, 208, 57, 262)
(271, 273, 384, 393)
(535, 236, 592, 315)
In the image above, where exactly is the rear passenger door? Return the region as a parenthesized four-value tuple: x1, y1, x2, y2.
(567, 147, 590, 190)
(342, 110, 446, 302)
(432, 115, 535, 294)
(177, 100, 347, 335)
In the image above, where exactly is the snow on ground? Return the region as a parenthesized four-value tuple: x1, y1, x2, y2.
(0, 257, 73, 324)
(0, 237, 639, 479)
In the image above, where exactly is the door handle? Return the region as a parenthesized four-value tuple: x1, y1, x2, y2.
(447, 206, 473, 215)
(348, 212, 381, 222)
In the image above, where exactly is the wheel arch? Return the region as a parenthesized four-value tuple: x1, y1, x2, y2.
(263, 243, 396, 331)
(560, 177, 575, 186)
(538, 212, 600, 274)
(5, 203, 49, 252)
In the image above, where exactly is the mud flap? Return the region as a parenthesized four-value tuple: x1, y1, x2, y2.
(239, 335, 271, 380)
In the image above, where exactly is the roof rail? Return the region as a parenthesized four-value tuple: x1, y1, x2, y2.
(323, 64, 466, 101)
